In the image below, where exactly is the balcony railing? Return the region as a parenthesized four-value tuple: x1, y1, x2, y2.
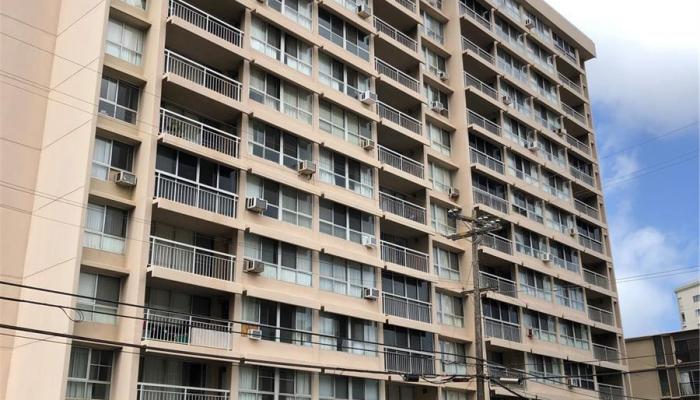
(385, 348, 435, 375)
(470, 148, 505, 175)
(566, 134, 591, 154)
(383, 293, 432, 323)
(588, 305, 614, 326)
(376, 58, 419, 93)
(159, 109, 240, 158)
(584, 269, 609, 289)
(392, 0, 416, 12)
(561, 103, 587, 125)
(575, 199, 599, 220)
(378, 145, 424, 179)
(593, 343, 620, 363)
(143, 309, 232, 349)
(377, 101, 422, 135)
(472, 188, 508, 214)
(149, 236, 235, 281)
(381, 240, 429, 273)
(459, 2, 491, 29)
(680, 381, 700, 396)
(487, 365, 525, 383)
(137, 383, 230, 400)
(558, 72, 583, 95)
(380, 192, 426, 224)
(570, 166, 595, 187)
(168, 0, 243, 48)
(598, 383, 625, 400)
(164, 50, 241, 101)
(468, 110, 501, 135)
(551, 254, 579, 273)
(464, 72, 498, 100)
(579, 234, 604, 254)
(481, 233, 513, 254)
(484, 317, 521, 342)
(155, 171, 238, 217)
(480, 271, 516, 297)
(515, 242, 547, 259)
(461, 37, 494, 64)
(373, 17, 417, 53)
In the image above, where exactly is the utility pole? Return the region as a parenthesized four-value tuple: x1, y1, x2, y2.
(445, 208, 501, 400)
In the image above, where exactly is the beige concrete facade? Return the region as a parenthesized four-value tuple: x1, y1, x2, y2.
(675, 281, 700, 331)
(0, 0, 627, 399)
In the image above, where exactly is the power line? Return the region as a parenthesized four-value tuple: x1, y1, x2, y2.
(599, 121, 699, 160)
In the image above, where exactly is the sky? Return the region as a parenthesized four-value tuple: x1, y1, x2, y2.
(545, 0, 699, 337)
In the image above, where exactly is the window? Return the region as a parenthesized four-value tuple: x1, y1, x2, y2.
(382, 271, 431, 322)
(496, 49, 527, 83)
(431, 203, 456, 235)
(242, 297, 312, 345)
(319, 199, 375, 244)
(495, 17, 525, 50)
(425, 84, 449, 112)
(319, 53, 369, 98)
(239, 366, 311, 399)
(248, 120, 312, 170)
(469, 134, 502, 163)
(514, 227, 546, 258)
(320, 254, 376, 298)
(534, 103, 561, 132)
(66, 347, 113, 400)
(553, 32, 576, 60)
(247, 175, 312, 228)
(155, 145, 238, 199)
(545, 205, 574, 234)
(472, 173, 506, 200)
(440, 339, 467, 375)
(530, 71, 557, 103)
(500, 81, 531, 116)
(249, 68, 312, 123)
(319, 149, 374, 197)
(507, 152, 539, 185)
(679, 369, 699, 396)
(244, 233, 312, 286)
(319, 312, 378, 356)
(422, 11, 444, 43)
(251, 17, 312, 75)
(428, 123, 451, 155)
(436, 292, 464, 327)
(511, 189, 543, 223)
(268, 0, 312, 29)
(500, 0, 521, 19)
(84, 203, 127, 254)
(319, 9, 369, 60)
(524, 11, 551, 43)
(653, 336, 666, 365)
(383, 325, 434, 353)
(658, 369, 670, 397)
(527, 40, 554, 71)
(98, 77, 139, 123)
(523, 310, 556, 342)
(429, 162, 452, 192)
(120, 0, 146, 9)
(693, 295, 700, 303)
(319, 100, 372, 145)
(105, 18, 143, 64)
(542, 170, 570, 200)
(527, 353, 562, 384)
(554, 280, 585, 311)
(423, 47, 446, 76)
(518, 268, 552, 301)
(319, 375, 379, 400)
(549, 241, 579, 272)
(564, 361, 594, 390)
(91, 137, 134, 180)
(503, 116, 534, 148)
(558, 319, 590, 350)
(433, 246, 459, 280)
(442, 391, 467, 400)
(537, 136, 566, 166)
(77, 272, 120, 324)
(482, 298, 519, 324)
(577, 220, 602, 245)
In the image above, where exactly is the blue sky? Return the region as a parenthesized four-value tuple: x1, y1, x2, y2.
(547, 0, 699, 337)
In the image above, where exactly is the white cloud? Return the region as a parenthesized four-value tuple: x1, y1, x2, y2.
(602, 153, 640, 193)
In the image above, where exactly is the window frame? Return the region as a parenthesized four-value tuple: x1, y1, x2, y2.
(66, 346, 114, 400)
(98, 76, 139, 124)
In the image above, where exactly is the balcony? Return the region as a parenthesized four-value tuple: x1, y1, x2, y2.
(570, 166, 596, 187)
(459, 1, 491, 30)
(484, 317, 521, 342)
(680, 381, 700, 397)
(579, 234, 604, 254)
(142, 309, 232, 349)
(154, 172, 238, 217)
(559, 72, 583, 95)
(391, 0, 416, 13)
(588, 305, 614, 326)
(470, 148, 505, 175)
(373, 17, 417, 53)
(575, 199, 599, 220)
(380, 192, 426, 224)
(164, 50, 241, 101)
(583, 269, 609, 290)
(381, 240, 429, 273)
(383, 293, 432, 322)
(561, 103, 588, 126)
(168, 0, 243, 48)
(515, 241, 547, 259)
(481, 233, 513, 254)
(464, 72, 498, 100)
(376, 58, 420, 93)
(472, 188, 508, 214)
(378, 145, 424, 179)
(598, 383, 625, 400)
(551, 254, 579, 273)
(462, 37, 495, 65)
(137, 383, 230, 400)
(468, 110, 501, 136)
(508, 166, 539, 187)
(149, 236, 235, 281)
(385, 348, 435, 375)
(159, 109, 240, 158)
(567, 135, 591, 157)
(480, 271, 517, 297)
(377, 101, 422, 135)
(593, 343, 620, 363)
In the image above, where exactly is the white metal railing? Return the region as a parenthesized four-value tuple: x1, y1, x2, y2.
(554, 42, 577, 63)
(468, 110, 501, 135)
(551, 254, 579, 273)
(164, 50, 241, 101)
(480, 271, 516, 297)
(137, 383, 230, 400)
(149, 236, 235, 281)
(497, 59, 529, 84)
(249, 87, 312, 124)
(381, 240, 429, 273)
(561, 102, 587, 125)
(569, 166, 595, 187)
(598, 383, 625, 400)
(383, 293, 432, 323)
(380, 192, 426, 224)
(541, 183, 571, 202)
(373, 17, 417, 53)
(515, 241, 546, 259)
(168, 0, 243, 47)
(392, 0, 416, 13)
(459, 2, 491, 29)
(159, 109, 239, 158)
(385, 348, 435, 375)
(481, 233, 513, 254)
(268, 0, 312, 30)
(579, 234, 604, 254)
(520, 281, 552, 301)
(514, 203, 544, 224)
(83, 230, 126, 254)
(588, 305, 614, 326)
(508, 166, 539, 187)
(461, 37, 494, 64)
(593, 343, 620, 362)
(575, 199, 599, 219)
(470, 148, 504, 174)
(154, 172, 238, 217)
(484, 317, 521, 342)
(680, 382, 700, 396)
(472, 188, 508, 214)
(528, 326, 557, 343)
(464, 72, 498, 100)
(583, 269, 609, 289)
(143, 309, 232, 349)
(535, 114, 560, 132)
(377, 101, 422, 134)
(378, 145, 424, 178)
(376, 58, 419, 93)
(566, 134, 591, 154)
(558, 72, 583, 94)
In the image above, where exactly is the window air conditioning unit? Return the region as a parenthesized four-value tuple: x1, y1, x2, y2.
(243, 258, 265, 274)
(248, 328, 263, 340)
(437, 71, 449, 81)
(527, 141, 539, 151)
(428, 0, 439, 7)
(568, 227, 577, 236)
(430, 101, 445, 113)
(361, 235, 377, 248)
(358, 90, 377, 105)
(356, 3, 372, 18)
(524, 19, 535, 29)
(246, 197, 268, 213)
(541, 253, 552, 262)
(527, 328, 534, 337)
(115, 171, 137, 187)
(297, 160, 317, 177)
(502, 95, 512, 106)
(363, 287, 379, 300)
(566, 377, 575, 388)
(360, 137, 375, 150)
(557, 127, 567, 136)
(448, 187, 460, 199)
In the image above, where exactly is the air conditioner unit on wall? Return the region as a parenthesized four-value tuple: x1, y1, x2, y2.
(360, 137, 375, 150)
(297, 160, 317, 177)
(358, 90, 377, 105)
(356, 3, 372, 18)
(243, 259, 265, 274)
(246, 197, 268, 213)
(363, 287, 379, 300)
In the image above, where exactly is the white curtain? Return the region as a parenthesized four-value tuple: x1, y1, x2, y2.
(244, 233, 261, 261)
(91, 138, 110, 180)
(242, 297, 260, 323)
(295, 371, 311, 395)
(239, 366, 257, 390)
(319, 314, 337, 349)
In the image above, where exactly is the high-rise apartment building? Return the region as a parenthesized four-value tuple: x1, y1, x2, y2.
(0, 0, 628, 399)
(675, 281, 700, 331)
